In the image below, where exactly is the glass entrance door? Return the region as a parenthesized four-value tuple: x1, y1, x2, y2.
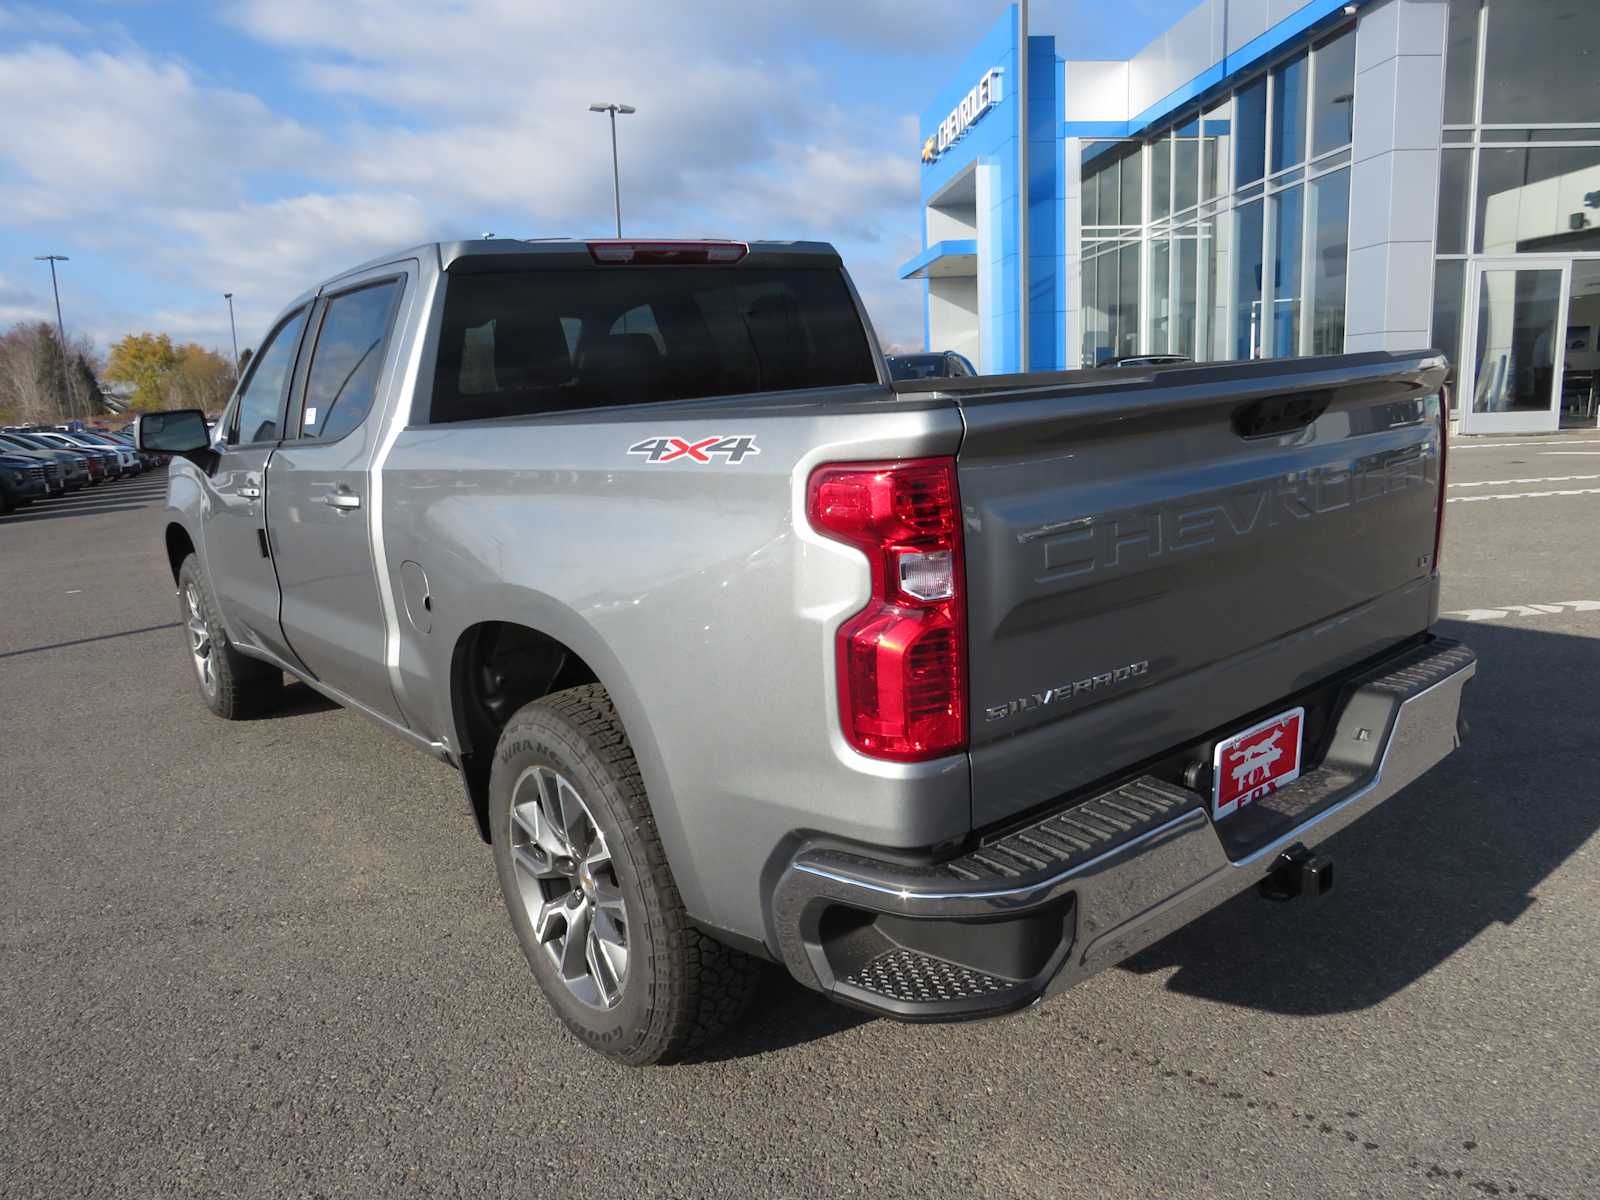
(1459, 260, 1571, 435)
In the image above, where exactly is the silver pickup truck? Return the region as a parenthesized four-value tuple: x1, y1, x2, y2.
(137, 238, 1474, 1064)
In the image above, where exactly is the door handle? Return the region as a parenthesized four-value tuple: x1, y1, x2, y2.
(324, 492, 362, 510)
(238, 486, 261, 499)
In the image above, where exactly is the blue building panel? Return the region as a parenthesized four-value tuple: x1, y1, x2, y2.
(905, 1, 1365, 375)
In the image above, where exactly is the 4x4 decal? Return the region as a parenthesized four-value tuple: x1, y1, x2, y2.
(627, 435, 760, 464)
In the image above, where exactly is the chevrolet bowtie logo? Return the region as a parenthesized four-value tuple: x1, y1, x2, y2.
(921, 136, 937, 164)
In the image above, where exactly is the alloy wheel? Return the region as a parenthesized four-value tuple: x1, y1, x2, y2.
(508, 765, 629, 1009)
(184, 583, 216, 695)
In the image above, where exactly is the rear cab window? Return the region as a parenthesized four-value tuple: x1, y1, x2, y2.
(426, 263, 878, 423)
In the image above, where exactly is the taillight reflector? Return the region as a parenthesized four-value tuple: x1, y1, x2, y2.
(807, 458, 966, 762)
(586, 240, 748, 265)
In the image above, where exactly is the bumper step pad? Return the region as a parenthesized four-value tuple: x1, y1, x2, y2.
(841, 949, 1013, 1005)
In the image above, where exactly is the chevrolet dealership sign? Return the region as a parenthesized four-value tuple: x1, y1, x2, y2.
(923, 67, 1003, 164)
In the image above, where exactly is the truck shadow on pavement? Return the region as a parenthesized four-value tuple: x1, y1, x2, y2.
(1121, 619, 1599, 1014)
(681, 968, 873, 1063)
(696, 620, 1598, 1056)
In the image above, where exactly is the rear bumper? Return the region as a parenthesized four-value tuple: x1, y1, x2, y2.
(770, 638, 1475, 1020)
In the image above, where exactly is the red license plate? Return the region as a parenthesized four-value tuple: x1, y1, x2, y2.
(1211, 706, 1305, 820)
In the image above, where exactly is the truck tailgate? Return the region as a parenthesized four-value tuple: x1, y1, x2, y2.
(932, 351, 1448, 829)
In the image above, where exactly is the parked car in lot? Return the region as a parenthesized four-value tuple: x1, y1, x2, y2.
(72, 428, 157, 471)
(36, 429, 142, 476)
(0, 432, 89, 492)
(2, 430, 111, 483)
(885, 350, 977, 381)
(0, 450, 52, 513)
(26, 430, 128, 478)
(138, 237, 1473, 1065)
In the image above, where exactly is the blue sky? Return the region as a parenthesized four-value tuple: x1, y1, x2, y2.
(0, 0, 1194, 356)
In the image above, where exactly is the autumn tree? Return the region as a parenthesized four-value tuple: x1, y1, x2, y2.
(165, 344, 237, 413)
(103, 332, 179, 411)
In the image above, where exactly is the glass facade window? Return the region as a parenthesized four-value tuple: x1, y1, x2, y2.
(1073, 24, 1358, 367)
(1431, 259, 1467, 375)
(1202, 100, 1230, 201)
(1174, 114, 1200, 213)
(1175, 230, 1198, 358)
(1203, 212, 1229, 361)
(1081, 141, 1145, 366)
(1308, 169, 1351, 355)
(1442, 0, 1480, 125)
(1120, 148, 1143, 226)
(1151, 234, 1171, 350)
(1271, 186, 1305, 357)
(1481, 0, 1600, 125)
(1271, 54, 1309, 172)
(1152, 136, 1172, 222)
(1234, 200, 1265, 359)
(1474, 144, 1600, 254)
(1310, 29, 1356, 158)
(1099, 159, 1121, 224)
(1235, 76, 1268, 187)
(1436, 148, 1472, 256)
(1117, 244, 1140, 358)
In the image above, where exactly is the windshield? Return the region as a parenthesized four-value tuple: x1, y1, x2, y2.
(429, 265, 878, 423)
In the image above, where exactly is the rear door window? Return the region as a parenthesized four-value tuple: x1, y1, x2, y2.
(297, 279, 402, 441)
(427, 266, 876, 423)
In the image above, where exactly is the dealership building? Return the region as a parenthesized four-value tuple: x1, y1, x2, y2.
(900, 0, 1600, 434)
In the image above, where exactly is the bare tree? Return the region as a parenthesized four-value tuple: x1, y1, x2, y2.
(0, 323, 109, 422)
(0, 322, 62, 424)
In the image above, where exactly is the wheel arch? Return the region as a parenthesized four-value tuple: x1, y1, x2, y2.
(442, 607, 688, 911)
(164, 522, 196, 586)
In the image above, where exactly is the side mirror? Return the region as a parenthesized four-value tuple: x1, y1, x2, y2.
(134, 410, 216, 468)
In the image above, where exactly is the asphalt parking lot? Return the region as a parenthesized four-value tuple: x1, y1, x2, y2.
(2, 436, 1598, 1200)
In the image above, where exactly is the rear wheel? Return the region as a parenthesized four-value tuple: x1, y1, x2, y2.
(489, 684, 760, 1065)
(176, 554, 281, 719)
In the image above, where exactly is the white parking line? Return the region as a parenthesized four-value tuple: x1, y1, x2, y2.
(1448, 487, 1600, 503)
(1448, 474, 1600, 488)
(1453, 438, 1600, 449)
(1443, 600, 1600, 622)
(1539, 451, 1600, 456)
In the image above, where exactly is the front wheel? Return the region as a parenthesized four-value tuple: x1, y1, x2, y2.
(176, 555, 281, 719)
(489, 685, 760, 1065)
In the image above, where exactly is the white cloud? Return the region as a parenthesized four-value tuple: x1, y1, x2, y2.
(1, 1, 977, 351)
(0, 45, 320, 222)
(0, 4, 92, 38)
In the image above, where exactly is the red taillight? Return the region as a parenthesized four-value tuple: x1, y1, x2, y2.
(1434, 387, 1449, 572)
(807, 457, 966, 762)
(586, 240, 748, 265)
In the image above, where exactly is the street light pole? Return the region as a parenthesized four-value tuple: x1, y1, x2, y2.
(224, 293, 240, 370)
(588, 102, 636, 237)
(34, 254, 71, 413)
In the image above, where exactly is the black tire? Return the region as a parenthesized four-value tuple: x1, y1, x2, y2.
(489, 684, 760, 1065)
(176, 554, 281, 719)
